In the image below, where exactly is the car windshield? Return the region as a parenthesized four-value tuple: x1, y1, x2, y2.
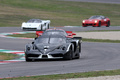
(37, 38, 49, 43)
(27, 19, 42, 23)
(89, 16, 102, 19)
(50, 38, 66, 43)
(37, 37, 66, 44)
(43, 31, 67, 36)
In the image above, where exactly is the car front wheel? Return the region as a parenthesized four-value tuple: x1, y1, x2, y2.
(64, 49, 73, 60)
(106, 21, 110, 27)
(98, 21, 101, 27)
(25, 55, 32, 62)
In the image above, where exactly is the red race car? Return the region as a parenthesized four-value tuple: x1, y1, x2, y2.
(82, 15, 110, 27)
(36, 29, 76, 38)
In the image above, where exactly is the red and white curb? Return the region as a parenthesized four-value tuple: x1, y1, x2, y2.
(0, 32, 33, 64)
(0, 49, 25, 64)
(0, 31, 34, 40)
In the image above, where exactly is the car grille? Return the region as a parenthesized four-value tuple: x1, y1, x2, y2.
(51, 54, 63, 57)
(23, 28, 37, 30)
(27, 54, 40, 57)
(83, 24, 96, 26)
(42, 55, 48, 58)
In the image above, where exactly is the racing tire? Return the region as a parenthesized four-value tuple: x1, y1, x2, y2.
(41, 25, 43, 31)
(82, 26, 87, 27)
(25, 55, 32, 62)
(76, 42, 81, 59)
(79, 42, 81, 53)
(98, 21, 101, 27)
(76, 53, 80, 59)
(106, 21, 110, 27)
(47, 24, 50, 29)
(64, 49, 73, 60)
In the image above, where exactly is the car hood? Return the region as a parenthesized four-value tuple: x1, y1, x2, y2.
(35, 43, 65, 54)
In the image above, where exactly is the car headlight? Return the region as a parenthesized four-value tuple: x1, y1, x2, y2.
(82, 20, 85, 23)
(95, 20, 98, 23)
(27, 47, 30, 51)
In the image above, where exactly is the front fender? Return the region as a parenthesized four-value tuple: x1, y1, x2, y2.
(25, 44, 32, 52)
(66, 43, 74, 52)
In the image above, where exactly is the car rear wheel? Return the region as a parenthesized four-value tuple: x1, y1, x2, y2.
(76, 42, 81, 59)
(47, 24, 50, 29)
(106, 21, 110, 27)
(41, 25, 43, 31)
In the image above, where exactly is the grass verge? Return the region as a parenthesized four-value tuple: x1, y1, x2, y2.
(83, 38, 120, 43)
(2, 69, 120, 80)
(0, 0, 120, 26)
(0, 52, 19, 60)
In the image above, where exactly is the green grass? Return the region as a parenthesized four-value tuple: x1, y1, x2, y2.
(83, 38, 120, 43)
(0, 52, 19, 60)
(0, 0, 120, 27)
(2, 69, 120, 80)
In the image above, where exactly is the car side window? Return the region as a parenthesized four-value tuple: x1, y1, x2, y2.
(101, 16, 105, 19)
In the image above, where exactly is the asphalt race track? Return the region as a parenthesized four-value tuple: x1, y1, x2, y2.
(0, 26, 120, 78)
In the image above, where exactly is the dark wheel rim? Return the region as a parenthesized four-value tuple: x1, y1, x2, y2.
(25, 55, 32, 62)
(98, 22, 101, 27)
(48, 24, 50, 29)
(106, 21, 110, 27)
(64, 49, 73, 60)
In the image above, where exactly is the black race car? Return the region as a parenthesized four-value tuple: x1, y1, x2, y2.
(25, 34, 82, 61)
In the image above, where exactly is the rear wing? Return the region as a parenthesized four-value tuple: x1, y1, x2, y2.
(36, 31, 43, 37)
(66, 31, 76, 36)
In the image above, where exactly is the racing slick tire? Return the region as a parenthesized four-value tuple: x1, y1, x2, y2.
(82, 25, 87, 27)
(76, 42, 81, 59)
(106, 21, 110, 27)
(75, 52, 80, 59)
(47, 24, 50, 29)
(63, 49, 73, 60)
(98, 21, 101, 27)
(41, 25, 43, 31)
(25, 55, 32, 62)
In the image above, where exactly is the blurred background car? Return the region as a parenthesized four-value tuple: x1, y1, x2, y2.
(82, 15, 110, 27)
(21, 19, 50, 30)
